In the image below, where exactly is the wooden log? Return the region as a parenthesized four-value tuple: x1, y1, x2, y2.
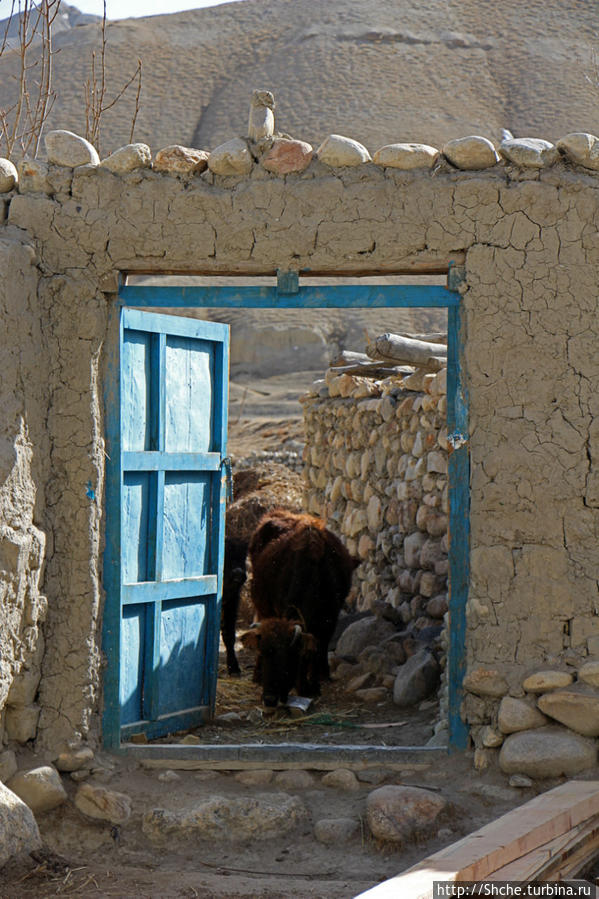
(366, 333, 447, 371)
(330, 350, 372, 367)
(330, 363, 414, 379)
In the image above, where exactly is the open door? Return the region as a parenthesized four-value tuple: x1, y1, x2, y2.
(103, 308, 229, 746)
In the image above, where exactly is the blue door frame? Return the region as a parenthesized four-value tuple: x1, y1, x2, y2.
(103, 281, 469, 752)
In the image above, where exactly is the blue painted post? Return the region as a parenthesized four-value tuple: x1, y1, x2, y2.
(447, 301, 470, 752)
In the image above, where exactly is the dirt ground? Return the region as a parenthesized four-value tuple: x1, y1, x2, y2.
(0, 743, 564, 899)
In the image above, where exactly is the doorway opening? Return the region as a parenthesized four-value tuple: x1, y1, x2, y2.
(102, 273, 469, 765)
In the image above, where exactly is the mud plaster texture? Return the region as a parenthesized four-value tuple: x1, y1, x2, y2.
(1, 155, 599, 754)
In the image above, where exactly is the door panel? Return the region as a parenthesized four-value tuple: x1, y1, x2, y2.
(105, 308, 229, 744)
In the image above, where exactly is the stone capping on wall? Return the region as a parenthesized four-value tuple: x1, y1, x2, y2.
(1, 126, 599, 195)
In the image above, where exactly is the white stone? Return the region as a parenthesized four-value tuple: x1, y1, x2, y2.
(537, 683, 599, 736)
(7, 766, 67, 813)
(499, 726, 596, 778)
(557, 133, 599, 171)
(74, 782, 132, 823)
(373, 143, 438, 169)
(442, 136, 499, 170)
(45, 130, 100, 167)
(0, 782, 41, 865)
(154, 145, 209, 174)
(143, 793, 308, 842)
(522, 670, 573, 692)
(248, 90, 275, 141)
(366, 785, 447, 844)
(0, 158, 18, 192)
(509, 774, 534, 788)
(499, 138, 558, 168)
(498, 696, 548, 733)
(316, 134, 371, 166)
(208, 138, 253, 176)
(100, 143, 151, 174)
(577, 660, 599, 686)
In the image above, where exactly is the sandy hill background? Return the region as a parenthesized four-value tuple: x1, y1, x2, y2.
(1, 0, 598, 156)
(2, 0, 597, 454)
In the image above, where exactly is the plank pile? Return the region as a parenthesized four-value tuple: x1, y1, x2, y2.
(355, 780, 599, 898)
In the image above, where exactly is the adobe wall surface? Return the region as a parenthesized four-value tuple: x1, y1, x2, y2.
(0, 136, 598, 754)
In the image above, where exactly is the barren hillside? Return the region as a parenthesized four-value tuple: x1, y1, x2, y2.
(1, 0, 598, 157)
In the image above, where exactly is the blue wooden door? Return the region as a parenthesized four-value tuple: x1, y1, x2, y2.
(103, 309, 229, 744)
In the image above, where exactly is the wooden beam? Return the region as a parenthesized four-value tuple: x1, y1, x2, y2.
(355, 781, 599, 899)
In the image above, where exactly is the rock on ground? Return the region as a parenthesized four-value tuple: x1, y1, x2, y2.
(498, 726, 597, 778)
(366, 785, 448, 844)
(143, 793, 308, 842)
(54, 746, 94, 772)
(335, 616, 396, 660)
(321, 769, 361, 791)
(74, 783, 132, 823)
(0, 782, 41, 866)
(393, 648, 440, 706)
(7, 766, 67, 814)
(314, 817, 360, 844)
(273, 770, 315, 789)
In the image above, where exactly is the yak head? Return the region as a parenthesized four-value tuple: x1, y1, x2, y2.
(241, 618, 317, 708)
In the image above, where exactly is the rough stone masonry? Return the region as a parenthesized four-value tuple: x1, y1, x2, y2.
(0, 103, 599, 773)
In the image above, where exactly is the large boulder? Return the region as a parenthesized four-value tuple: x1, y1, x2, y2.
(7, 766, 67, 814)
(393, 649, 440, 706)
(366, 785, 447, 844)
(537, 683, 599, 736)
(497, 696, 548, 734)
(499, 726, 597, 778)
(335, 616, 396, 661)
(0, 782, 41, 866)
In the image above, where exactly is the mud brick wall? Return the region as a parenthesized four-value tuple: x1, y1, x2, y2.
(0, 124, 599, 756)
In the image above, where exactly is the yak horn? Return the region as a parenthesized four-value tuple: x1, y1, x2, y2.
(291, 624, 302, 645)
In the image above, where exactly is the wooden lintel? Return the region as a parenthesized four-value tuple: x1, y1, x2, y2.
(118, 254, 466, 279)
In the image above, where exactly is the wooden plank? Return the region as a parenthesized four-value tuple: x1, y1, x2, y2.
(119, 254, 467, 277)
(123, 451, 221, 472)
(122, 576, 218, 604)
(127, 743, 444, 770)
(489, 818, 599, 882)
(354, 781, 599, 899)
